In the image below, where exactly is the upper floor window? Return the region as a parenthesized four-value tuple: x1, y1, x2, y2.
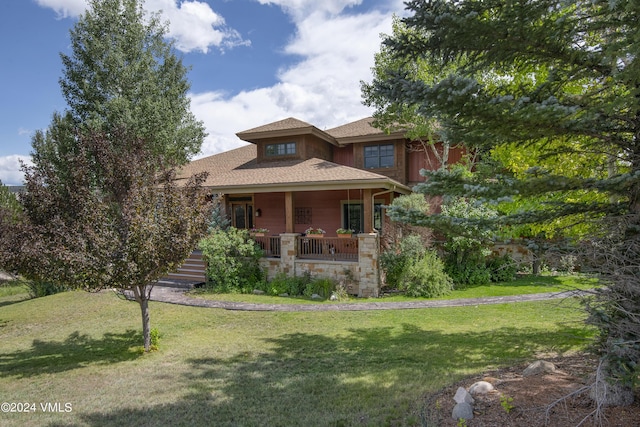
(364, 144, 394, 168)
(266, 142, 296, 157)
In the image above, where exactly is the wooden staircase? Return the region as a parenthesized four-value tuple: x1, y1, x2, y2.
(163, 250, 206, 283)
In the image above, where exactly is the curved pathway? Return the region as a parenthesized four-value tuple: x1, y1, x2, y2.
(151, 281, 588, 312)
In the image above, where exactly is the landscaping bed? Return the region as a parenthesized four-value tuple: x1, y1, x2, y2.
(423, 353, 640, 426)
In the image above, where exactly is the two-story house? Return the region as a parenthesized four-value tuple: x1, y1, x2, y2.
(176, 117, 465, 296)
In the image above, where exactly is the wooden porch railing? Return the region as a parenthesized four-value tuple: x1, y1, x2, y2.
(252, 236, 282, 258)
(297, 236, 358, 261)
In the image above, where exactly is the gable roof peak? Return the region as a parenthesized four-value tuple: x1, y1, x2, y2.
(237, 117, 314, 135)
(236, 117, 337, 144)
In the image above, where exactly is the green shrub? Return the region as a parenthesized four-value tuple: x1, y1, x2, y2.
(380, 234, 426, 288)
(487, 255, 518, 283)
(26, 280, 68, 298)
(446, 263, 492, 288)
(401, 250, 453, 297)
(150, 327, 161, 351)
(199, 228, 264, 293)
(302, 277, 336, 298)
(257, 272, 335, 299)
(259, 273, 309, 296)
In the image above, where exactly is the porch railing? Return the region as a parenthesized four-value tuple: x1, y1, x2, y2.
(297, 236, 358, 261)
(252, 236, 281, 258)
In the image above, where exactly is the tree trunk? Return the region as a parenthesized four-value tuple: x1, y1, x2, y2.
(532, 258, 541, 275)
(137, 286, 151, 352)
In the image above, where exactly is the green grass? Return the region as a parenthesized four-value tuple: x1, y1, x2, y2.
(191, 273, 598, 304)
(0, 281, 30, 307)
(0, 278, 595, 426)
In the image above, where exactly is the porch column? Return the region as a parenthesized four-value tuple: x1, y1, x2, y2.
(363, 189, 373, 233)
(285, 191, 294, 233)
(279, 233, 299, 277)
(358, 232, 380, 297)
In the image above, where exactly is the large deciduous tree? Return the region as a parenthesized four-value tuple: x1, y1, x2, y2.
(1, 128, 211, 352)
(368, 0, 640, 404)
(58, 0, 205, 168)
(0, 0, 211, 352)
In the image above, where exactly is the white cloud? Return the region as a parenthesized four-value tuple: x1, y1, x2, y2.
(0, 155, 32, 186)
(36, 0, 246, 53)
(144, 0, 249, 53)
(35, 0, 88, 19)
(256, 0, 362, 20)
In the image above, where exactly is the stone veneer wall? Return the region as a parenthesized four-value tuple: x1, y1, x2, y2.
(258, 233, 381, 297)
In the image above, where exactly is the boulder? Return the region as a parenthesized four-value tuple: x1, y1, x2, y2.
(451, 402, 474, 421)
(523, 360, 556, 377)
(454, 387, 475, 404)
(468, 381, 494, 395)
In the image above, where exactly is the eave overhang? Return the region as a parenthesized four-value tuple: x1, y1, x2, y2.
(205, 179, 412, 195)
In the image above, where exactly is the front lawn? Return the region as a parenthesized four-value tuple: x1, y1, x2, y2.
(0, 280, 594, 426)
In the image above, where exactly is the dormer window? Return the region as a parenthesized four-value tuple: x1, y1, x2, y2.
(364, 144, 394, 168)
(266, 142, 296, 157)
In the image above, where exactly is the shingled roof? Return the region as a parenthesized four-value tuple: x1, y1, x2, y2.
(179, 144, 410, 194)
(326, 117, 405, 144)
(236, 117, 338, 145)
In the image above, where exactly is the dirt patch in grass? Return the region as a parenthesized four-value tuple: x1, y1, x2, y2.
(422, 353, 640, 426)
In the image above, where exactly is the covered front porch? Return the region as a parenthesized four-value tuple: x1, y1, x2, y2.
(227, 187, 400, 237)
(220, 185, 407, 297)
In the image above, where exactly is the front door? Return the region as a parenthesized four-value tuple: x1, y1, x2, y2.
(232, 203, 254, 230)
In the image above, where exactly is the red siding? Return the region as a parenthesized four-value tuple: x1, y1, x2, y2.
(254, 193, 286, 235)
(333, 146, 354, 167)
(253, 191, 344, 236)
(407, 143, 467, 183)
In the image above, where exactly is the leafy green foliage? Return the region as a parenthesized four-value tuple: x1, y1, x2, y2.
(0, 181, 22, 224)
(380, 234, 426, 288)
(380, 234, 453, 297)
(434, 196, 498, 287)
(150, 327, 160, 351)
(25, 280, 68, 299)
(60, 0, 205, 167)
(487, 255, 518, 283)
(445, 264, 492, 289)
(262, 272, 309, 296)
(403, 250, 453, 298)
(199, 228, 265, 293)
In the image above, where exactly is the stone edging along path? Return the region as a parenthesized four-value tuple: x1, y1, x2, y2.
(150, 282, 589, 312)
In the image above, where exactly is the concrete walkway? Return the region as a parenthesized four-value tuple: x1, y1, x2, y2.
(151, 280, 587, 312)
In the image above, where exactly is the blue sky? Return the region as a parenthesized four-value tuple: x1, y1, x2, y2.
(0, 0, 406, 185)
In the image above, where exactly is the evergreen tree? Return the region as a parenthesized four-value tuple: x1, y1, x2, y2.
(368, 0, 640, 403)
